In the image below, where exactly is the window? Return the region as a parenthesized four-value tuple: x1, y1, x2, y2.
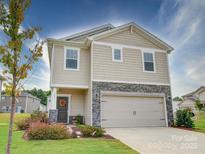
(65, 48, 80, 70)
(143, 52, 155, 72)
(112, 48, 123, 62)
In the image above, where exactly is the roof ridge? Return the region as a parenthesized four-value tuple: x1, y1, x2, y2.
(59, 23, 114, 41)
(88, 22, 173, 52)
(182, 86, 205, 97)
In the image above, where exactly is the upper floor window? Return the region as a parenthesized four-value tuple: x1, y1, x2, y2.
(65, 47, 80, 70)
(112, 48, 123, 62)
(143, 52, 155, 72)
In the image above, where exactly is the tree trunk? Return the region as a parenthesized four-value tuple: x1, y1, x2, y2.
(6, 95, 16, 154)
(6, 96, 16, 154)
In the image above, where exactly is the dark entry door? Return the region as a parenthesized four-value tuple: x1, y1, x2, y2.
(57, 96, 68, 123)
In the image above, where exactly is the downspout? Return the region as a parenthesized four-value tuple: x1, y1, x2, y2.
(90, 40, 93, 126)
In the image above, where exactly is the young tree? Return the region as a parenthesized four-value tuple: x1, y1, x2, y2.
(194, 99, 203, 121)
(195, 99, 203, 111)
(0, 0, 43, 153)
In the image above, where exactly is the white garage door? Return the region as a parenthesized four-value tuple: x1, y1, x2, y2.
(101, 95, 167, 128)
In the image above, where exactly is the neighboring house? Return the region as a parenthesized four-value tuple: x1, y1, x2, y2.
(172, 100, 181, 117)
(180, 86, 205, 111)
(47, 22, 174, 128)
(0, 92, 41, 113)
(172, 100, 181, 113)
(40, 103, 47, 112)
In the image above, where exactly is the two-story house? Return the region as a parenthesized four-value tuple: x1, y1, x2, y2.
(180, 86, 205, 111)
(47, 22, 174, 128)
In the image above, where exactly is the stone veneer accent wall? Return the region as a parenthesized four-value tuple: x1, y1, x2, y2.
(49, 109, 58, 123)
(92, 81, 173, 127)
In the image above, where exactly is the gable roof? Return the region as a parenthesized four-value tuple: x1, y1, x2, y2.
(87, 22, 174, 52)
(47, 22, 174, 66)
(59, 24, 114, 41)
(182, 86, 205, 98)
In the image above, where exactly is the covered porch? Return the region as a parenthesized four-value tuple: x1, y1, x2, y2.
(49, 87, 91, 125)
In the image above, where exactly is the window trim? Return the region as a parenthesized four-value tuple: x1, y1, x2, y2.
(112, 47, 123, 62)
(142, 50, 156, 73)
(64, 46, 80, 71)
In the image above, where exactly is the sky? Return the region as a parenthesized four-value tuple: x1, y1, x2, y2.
(0, 0, 205, 97)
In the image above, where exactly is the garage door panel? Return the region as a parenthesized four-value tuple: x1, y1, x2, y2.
(101, 95, 166, 127)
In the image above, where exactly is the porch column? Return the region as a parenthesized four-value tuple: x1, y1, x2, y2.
(49, 87, 58, 123)
(51, 87, 57, 109)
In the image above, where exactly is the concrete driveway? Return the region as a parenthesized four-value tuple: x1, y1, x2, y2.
(106, 127, 205, 154)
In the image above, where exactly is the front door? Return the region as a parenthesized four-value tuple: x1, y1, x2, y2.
(57, 96, 68, 123)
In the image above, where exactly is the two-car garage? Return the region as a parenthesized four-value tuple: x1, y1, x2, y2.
(101, 92, 167, 128)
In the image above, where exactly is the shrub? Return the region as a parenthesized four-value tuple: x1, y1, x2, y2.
(16, 118, 32, 130)
(27, 122, 70, 140)
(31, 110, 48, 123)
(77, 125, 105, 137)
(195, 99, 203, 111)
(175, 109, 195, 128)
(75, 115, 84, 124)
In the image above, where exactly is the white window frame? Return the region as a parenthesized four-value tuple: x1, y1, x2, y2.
(64, 46, 80, 71)
(112, 47, 123, 62)
(142, 50, 156, 73)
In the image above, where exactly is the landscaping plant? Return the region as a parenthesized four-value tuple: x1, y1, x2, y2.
(27, 122, 70, 140)
(195, 99, 203, 111)
(15, 118, 32, 130)
(16, 110, 48, 130)
(31, 110, 48, 123)
(78, 125, 105, 137)
(175, 109, 195, 128)
(75, 114, 84, 124)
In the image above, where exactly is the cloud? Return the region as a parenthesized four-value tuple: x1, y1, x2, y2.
(157, 0, 205, 97)
(23, 61, 50, 90)
(186, 57, 205, 82)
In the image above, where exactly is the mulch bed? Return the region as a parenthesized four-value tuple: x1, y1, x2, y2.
(71, 126, 115, 139)
(22, 124, 115, 140)
(172, 126, 199, 132)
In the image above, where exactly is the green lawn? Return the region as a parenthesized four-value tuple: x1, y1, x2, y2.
(194, 111, 205, 133)
(0, 113, 139, 154)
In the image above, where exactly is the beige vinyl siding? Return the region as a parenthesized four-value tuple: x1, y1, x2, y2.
(58, 89, 85, 116)
(52, 45, 90, 86)
(93, 44, 170, 84)
(98, 29, 162, 49)
(199, 91, 205, 100)
(84, 88, 91, 125)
